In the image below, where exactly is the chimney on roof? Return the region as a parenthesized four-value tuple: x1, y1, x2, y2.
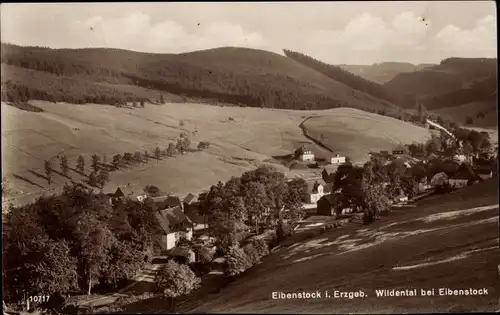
(336, 154, 340, 157)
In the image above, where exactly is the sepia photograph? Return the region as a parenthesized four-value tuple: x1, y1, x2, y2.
(1, 1, 498, 314)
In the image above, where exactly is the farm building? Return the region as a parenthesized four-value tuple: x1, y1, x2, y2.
(380, 150, 390, 159)
(330, 154, 346, 165)
(453, 154, 472, 164)
(152, 197, 194, 252)
(183, 193, 208, 230)
(295, 145, 315, 162)
(316, 194, 336, 216)
(152, 195, 184, 211)
(106, 185, 148, 205)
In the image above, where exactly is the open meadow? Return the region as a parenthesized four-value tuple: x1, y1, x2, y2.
(3, 101, 432, 206)
(302, 108, 432, 163)
(192, 178, 500, 313)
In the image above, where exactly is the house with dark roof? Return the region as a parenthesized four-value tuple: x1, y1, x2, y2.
(183, 193, 208, 230)
(316, 194, 336, 216)
(151, 195, 183, 211)
(106, 185, 148, 205)
(380, 151, 390, 159)
(106, 187, 126, 206)
(183, 193, 198, 206)
(295, 145, 315, 162)
(153, 203, 194, 252)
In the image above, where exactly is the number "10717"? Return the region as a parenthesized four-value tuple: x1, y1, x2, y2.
(29, 295, 50, 303)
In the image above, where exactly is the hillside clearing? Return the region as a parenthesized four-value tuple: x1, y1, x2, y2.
(302, 108, 432, 163)
(432, 99, 497, 129)
(3, 102, 431, 206)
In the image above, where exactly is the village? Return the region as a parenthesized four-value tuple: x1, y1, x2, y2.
(94, 127, 496, 307)
(3, 113, 496, 314)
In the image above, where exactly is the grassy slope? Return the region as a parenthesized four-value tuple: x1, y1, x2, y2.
(302, 108, 432, 163)
(432, 98, 498, 128)
(2, 101, 430, 207)
(193, 179, 499, 313)
(1, 44, 400, 113)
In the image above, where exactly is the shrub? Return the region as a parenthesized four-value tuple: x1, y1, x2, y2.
(276, 221, 293, 243)
(243, 244, 260, 265)
(251, 238, 269, 258)
(195, 245, 214, 264)
(224, 245, 252, 277)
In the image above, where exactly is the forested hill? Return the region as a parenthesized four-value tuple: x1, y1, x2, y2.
(1, 43, 401, 114)
(338, 62, 435, 84)
(283, 49, 411, 107)
(384, 57, 497, 106)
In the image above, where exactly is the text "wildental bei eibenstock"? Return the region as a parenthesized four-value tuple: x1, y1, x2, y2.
(375, 288, 490, 297)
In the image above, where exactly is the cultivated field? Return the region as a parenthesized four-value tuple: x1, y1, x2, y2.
(302, 108, 432, 163)
(192, 179, 500, 313)
(2, 102, 431, 206)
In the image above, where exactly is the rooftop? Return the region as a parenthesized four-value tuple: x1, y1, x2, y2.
(183, 193, 198, 204)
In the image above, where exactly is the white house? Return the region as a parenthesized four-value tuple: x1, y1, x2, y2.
(308, 181, 326, 203)
(453, 154, 471, 164)
(153, 201, 194, 252)
(330, 154, 346, 165)
(448, 177, 469, 188)
(300, 150, 315, 162)
(295, 146, 315, 162)
(398, 196, 409, 203)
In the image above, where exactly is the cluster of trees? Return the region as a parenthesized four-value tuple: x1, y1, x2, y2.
(329, 156, 423, 224)
(421, 75, 497, 111)
(39, 133, 202, 189)
(1, 65, 166, 107)
(225, 237, 270, 277)
(155, 260, 201, 313)
(3, 183, 161, 305)
(283, 49, 404, 107)
(198, 166, 308, 251)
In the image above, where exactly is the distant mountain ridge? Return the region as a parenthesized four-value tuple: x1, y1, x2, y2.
(1, 43, 400, 114)
(283, 49, 403, 106)
(384, 57, 497, 103)
(1, 43, 496, 128)
(338, 62, 436, 84)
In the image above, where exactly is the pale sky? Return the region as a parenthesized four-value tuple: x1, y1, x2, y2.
(1, 1, 497, 65)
